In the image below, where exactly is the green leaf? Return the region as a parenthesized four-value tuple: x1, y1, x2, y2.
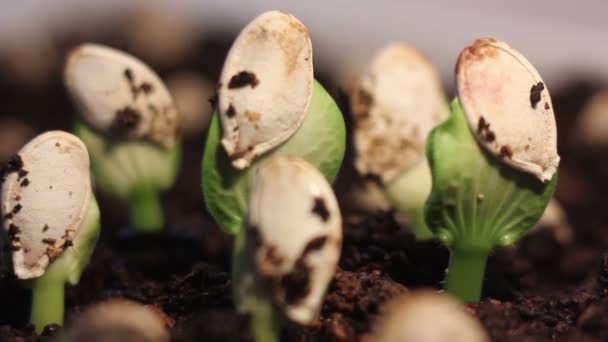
(75, 121, 181, 200)
(425, 98, 557, 252)
(202, 80, 346, 235)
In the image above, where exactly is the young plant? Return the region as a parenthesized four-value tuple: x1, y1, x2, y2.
(369, 290, 489, 342)
(64, 43, 181, 233)
(350, 43, 448, 239)
(202, 10, 346, 235)
(201, 11, 345, 341)
(63, 299, 171, 342)
(233, 156, 342, 342)
(425, 38, 560, 301)
(0, 131, 100, 332)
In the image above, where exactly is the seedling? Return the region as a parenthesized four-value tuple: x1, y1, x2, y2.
(0, 131, 100, 332)
(202, 10, 346, 235)
(201, 11, 345, 341)
(64, 43, 181, 233)
(369, 290, 489, 342)
(350, 43, 448, 239)
(233, 156, 342, 342)
(425, 38, 559, 301)
(63, 299, 171, 342)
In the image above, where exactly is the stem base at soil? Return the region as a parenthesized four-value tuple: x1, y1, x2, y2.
(130, 188, 164, 233)
(445, 248, 489, 302)
(251, 301, 281, 342)
(30, 278, 65, 333)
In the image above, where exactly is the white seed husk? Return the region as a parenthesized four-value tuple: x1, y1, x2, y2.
(351, 43, 448, 184)
(456, 38, 560, 182)
(64, 299, 170, 342)
(64, 43, 180, 148)
(218, 11, 313, 169)
(247, 156, 341, 324)
(369, 290, 489, 342)
(1, 131, 92, 279)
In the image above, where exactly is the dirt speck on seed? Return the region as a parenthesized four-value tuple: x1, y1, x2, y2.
(312, 197, 330, 222)
(112, 106, 141, 133)
(227, 71, 259, 89)
(499, 145, 513, 159)
(226, 104, 236, 118)
(530, 82, 545, 108)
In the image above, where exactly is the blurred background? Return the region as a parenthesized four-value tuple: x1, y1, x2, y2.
(2, 0, 608, 87)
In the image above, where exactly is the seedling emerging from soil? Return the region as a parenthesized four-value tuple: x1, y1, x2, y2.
(64, 43, 181, 233)
(369, 290, 489, 342)
(0, 131, 100, 332)
(63, 299, 171, 342)
(425, 38, 559, 301)
(202, 11, 345, 235)
(350, 43, 448, 239)
(233, 156, 342, 342)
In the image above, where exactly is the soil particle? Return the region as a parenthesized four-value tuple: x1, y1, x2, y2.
(112, 106, 141, 133)
(226, 104, 236, 118)
(20, 178, 30, 187)
(499, 145, 513, 158)
(302, 235, 328, 256)
(477, 116, 496, 142)
(311, 197, 330, 222)
(530, 82, 545, 108)
(281, 259, 311, 305)
(12, 204, 22, 214)
(227, 71, 259, 89)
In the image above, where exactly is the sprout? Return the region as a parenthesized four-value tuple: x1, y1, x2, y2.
(233, 156, 342, 341)
(425, 38, 559, 302)
(63, 299, 172, 342)
(369, 290, 489, 342)
(64, 43, 181, 233)
(202, 10, 345, 235)
(0, 131, 100, 332)
(202, 11, 345, 341)
(350, 43, 448, 239)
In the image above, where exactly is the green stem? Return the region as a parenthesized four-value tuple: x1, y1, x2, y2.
(250, 301, 281, 342)
(30, 277, 65, 333)
(445, 248, 489, 302)
(129, 188, 164, 233)
(410, 207, 434, 240)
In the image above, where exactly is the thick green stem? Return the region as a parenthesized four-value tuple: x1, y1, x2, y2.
(30, 277, 65, 333)
(410, 207, 434, 240)
(250, 301, 281, 342)
(445, 248, 489, 302)
(129, 188, 164, 233)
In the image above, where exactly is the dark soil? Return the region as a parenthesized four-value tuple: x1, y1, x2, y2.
(1, 20, 608, 341)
